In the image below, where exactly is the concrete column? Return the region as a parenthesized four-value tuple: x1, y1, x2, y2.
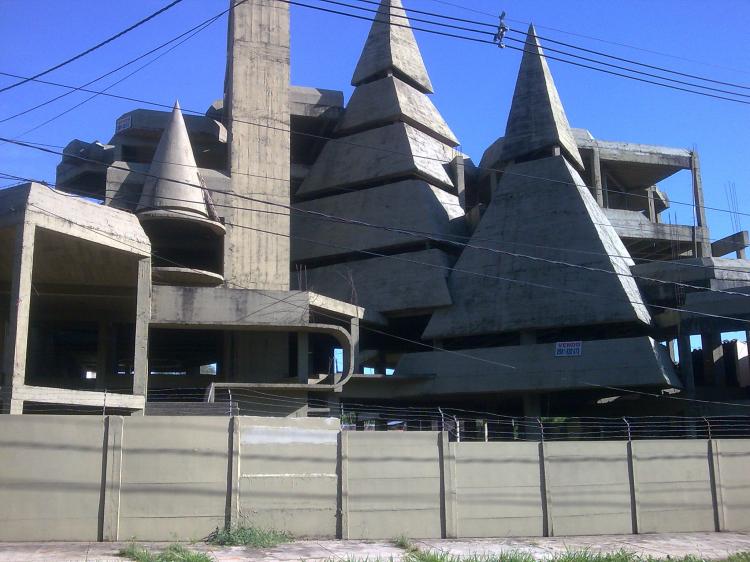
(1, 222, 35, 415)
(338, 429, 349, 539)
(590, 145, 604, 207)
(439, 431, 458, 538)
(451, 155, 466, 211)
(132, 258, 151, 402)
(102, 415, 124, 541)
(647, 186, 657, 222)
(297, 332, 309, 383)
(224, 0, 291, 290)
(702, 332, 726, 387)
(691, 152, 712, 257)
(677, 335, 696, 395)
(350, 317, 360, 374)
(602, 170, 610, 208)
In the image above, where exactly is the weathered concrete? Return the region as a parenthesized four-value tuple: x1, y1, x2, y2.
(301, 249, 455, 315)
(224, 0, 291, 290)
(136, 102, 210, 218)
(351, 0, 433, 94)
(490, 25, 584, 171)
(394, 337, 679, 397)
(292, 180, 463, 263)
(338, 75, 458, 146)
(424, 157, 650, 340)
(297, 122, 457, 198)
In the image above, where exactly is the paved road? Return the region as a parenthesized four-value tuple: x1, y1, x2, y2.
(0, 532, 748, 561)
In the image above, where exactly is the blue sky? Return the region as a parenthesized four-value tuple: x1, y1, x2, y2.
(0, 0, 749, 342)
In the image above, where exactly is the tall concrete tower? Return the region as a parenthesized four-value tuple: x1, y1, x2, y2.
(224, 0, 291, 291)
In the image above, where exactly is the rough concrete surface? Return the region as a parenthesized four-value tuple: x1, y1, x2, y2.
(0, 534, 749, 561)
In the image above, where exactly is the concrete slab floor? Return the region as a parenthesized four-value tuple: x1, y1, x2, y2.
(0, 533, 748, 562)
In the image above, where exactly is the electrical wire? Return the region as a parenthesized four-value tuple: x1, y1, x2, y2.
(0, 0, 186, 94)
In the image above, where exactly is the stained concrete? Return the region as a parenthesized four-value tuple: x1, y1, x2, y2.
(488, 25, 584, 171)
(337, 75, 458, 146)
(297, 122, 457, 198)
(136, 102, 209, 217)
(351, 0, 433, 93)
(292, 180, 463, 263)
(424, 156, 651, 340)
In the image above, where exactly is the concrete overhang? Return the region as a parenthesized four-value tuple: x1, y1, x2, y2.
(677, 287, 750, 333)
(0, 182, 150, 257)
(111, 109, 227, 143)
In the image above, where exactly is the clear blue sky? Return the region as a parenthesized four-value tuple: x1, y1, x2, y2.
(0, 0, 749, 343)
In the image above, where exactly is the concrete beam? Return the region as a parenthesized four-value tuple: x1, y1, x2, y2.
(11, 386, 146, 410)
(712, 231, 749, 258)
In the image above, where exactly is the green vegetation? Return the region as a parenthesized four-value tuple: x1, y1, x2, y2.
(382, 548, 750, 562)
(118, 543, 213, 562)
(205, 524, 293, 548)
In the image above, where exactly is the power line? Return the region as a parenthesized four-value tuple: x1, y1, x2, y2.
(0, 0, 186, 95)
(0, 69, 741, 227)
(329, 0, 750, 98)
(0, 3, 239, 124)
(418, 0, 750, 78)
(282, 0, 750, 106)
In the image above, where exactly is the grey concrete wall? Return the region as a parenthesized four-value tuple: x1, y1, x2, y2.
(238, 417, 340, 537)
(345, 431, 442, 539)
(632, 440, 716, 533)
(545, 441, 634, 536)
(453, 441, 544, 537)
(117, 416, 231, 541)
(1, 416, 750, 541)
(715, 439, 750, 532)
(0, 416, 105, 541)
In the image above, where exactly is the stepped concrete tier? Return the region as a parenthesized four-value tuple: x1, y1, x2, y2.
(292, 180, 463, 263)
(136, 101, 217, 226)
(489, 24, 584, 171)
(352, 0, 433, 93)
(297, 122, 457, 198)
(337, 75, 458, 146)
(302, 249, 454, 316)
(423, 156, 651, 340)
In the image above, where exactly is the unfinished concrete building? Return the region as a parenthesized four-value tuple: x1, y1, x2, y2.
(2, 0, 750, 421)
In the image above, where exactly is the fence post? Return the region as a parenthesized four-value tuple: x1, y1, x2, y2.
(338, 427, 350, 539)
(624, 417, 638, 534)
(225, 416, 241, 530)
(101, 415, 124, 541)
(439, 430, 457, 538)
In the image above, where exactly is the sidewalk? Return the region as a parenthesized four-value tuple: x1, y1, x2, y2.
(0, 532, 748, 562)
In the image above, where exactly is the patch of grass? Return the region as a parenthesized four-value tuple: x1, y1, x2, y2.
(205, 524, 292, 548)
(726, 554, 750, 562)
(394, 535, 418, 552)
(118, 543, 213, 562)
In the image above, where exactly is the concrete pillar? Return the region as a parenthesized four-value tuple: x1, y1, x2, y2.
(647, 186, 657, 222)
(1, 222, 35, 415)
(702, 332, 726, 387)
(297, 332, 309, 383)
(451, 155, 466, 211)
(439, 431, 458, 538)
(602, 170, 610, 208)
(132, 258, 151, 402)
(350, 317, 360, 374)
(224, 0, 291, 290)
(677, 335, 695, 395)
(590, 145, 604, 207)
(691, 152, 712, 258)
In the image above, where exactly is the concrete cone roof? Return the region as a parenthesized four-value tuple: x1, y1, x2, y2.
(423, 156, 650, 340)
(137, 101, 209, 218)
(352, 0, 434, 94)
(337, 75, 458, 146)
(498, 24, 584, 170)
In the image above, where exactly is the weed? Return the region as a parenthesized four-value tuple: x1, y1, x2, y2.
(726, 554, 750, 562)
(394, 535, 418, 552)
(118, 542, 213, 562)
(205, 524, 292, 548)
